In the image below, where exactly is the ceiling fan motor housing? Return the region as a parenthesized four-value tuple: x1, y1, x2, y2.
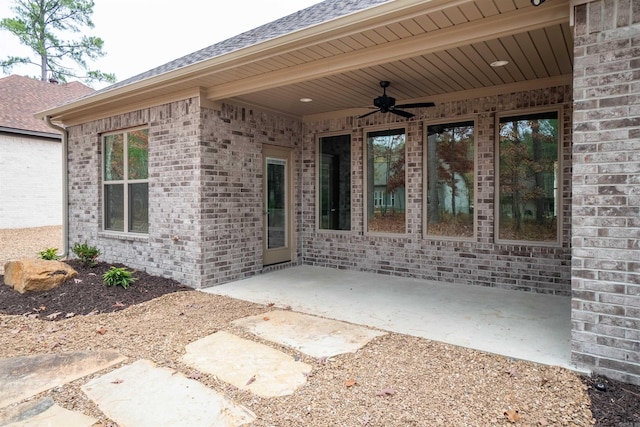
(374, 95, 395, 112)
(358, 80, 434, 119)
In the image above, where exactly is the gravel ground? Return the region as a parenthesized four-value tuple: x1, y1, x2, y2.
(0, 226, 63, 274)
(1, 292, 594, 427)
(0, 227, 610, 426)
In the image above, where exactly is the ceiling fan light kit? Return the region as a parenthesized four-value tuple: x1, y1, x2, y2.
(359, 81, 435, 119)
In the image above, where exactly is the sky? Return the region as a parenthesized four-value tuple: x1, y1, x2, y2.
(0, 0, 322, 88)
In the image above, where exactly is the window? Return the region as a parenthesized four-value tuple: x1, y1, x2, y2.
(103, 128, 149, 233)
(497, 111, 559, 243)
(425, 121, 475, 238)
(366, 127, 405, 233)
(374, 191, 383, 208)
(318, 134, 351, 230)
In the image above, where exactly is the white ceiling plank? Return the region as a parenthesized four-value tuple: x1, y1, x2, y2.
(490, 36, 534, 81)
(442, 6, 470, 25)
(207, 3, 569, 100)
(512, 32, 548, 79)
(493, 0, 518, 13)
(457, 2, 484, 20)
(530, 27, 561, 76)
(454, 46, 499, 86)
(428, 10, 455, 29)
(399, 18, 429, 36)
(386, 22, 414, 38)
(402, 57, 454, 94)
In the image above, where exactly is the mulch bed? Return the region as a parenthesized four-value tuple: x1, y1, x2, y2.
(0, 260, 191, 320)
(584, 375, 640, 426)
(1, 260, 639, 426)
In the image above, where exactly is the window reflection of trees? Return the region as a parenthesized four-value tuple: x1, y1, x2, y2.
(367, 128, 405, 234)
(498, 112, 559, 242)
(426, 121, 475, 237)
(128, 130, 149, 180)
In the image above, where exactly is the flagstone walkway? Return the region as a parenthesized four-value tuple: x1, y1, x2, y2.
(0, 310, 384, 427)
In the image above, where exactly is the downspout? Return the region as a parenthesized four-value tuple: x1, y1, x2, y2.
(44, 116, 69, 258)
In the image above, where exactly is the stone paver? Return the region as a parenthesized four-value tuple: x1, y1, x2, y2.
(1, 309, 387, 425)
(0, 351, 125, 409)
(182, 331, 312, 397)
(0, 397, 97, 427)
(233, 310, 387, 358)
(82, 359, 255, 427)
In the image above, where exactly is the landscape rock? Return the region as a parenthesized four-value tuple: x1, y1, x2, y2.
(3, 259, 77, 294)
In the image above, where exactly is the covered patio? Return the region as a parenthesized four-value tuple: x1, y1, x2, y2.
(38, 0, 639, 385)
(204, 266, 575, 369)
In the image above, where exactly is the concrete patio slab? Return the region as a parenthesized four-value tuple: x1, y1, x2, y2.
(81, 359, 255, 427)
(0, 397, 97, 427)
(203, 265, 574, 369)
(233, 310, 386, 358)
(182, 331, 312, 397)
(0, 351, 125, 409)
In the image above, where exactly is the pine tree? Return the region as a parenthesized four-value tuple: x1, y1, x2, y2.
(0, 0, 115, 84)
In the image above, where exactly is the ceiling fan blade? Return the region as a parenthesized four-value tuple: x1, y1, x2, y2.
(394, 102, 436, 109)
(390, 109, 415, 118)
(358, 109, 380, 119)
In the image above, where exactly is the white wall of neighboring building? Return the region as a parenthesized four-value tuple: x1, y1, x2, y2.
(0, 134, 62, 228)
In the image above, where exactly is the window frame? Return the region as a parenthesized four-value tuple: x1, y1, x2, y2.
(102, 126, 149, 235)
(363, 125, 408, 236)
(423, 117, 478, 241)
(315, 131, 353, 233)
(494, 107, 563, 246)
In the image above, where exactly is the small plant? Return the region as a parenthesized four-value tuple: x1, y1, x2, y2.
(103, 266, 137, 289)
(38, 247, 61, 260)
(72, 242, 100, 267)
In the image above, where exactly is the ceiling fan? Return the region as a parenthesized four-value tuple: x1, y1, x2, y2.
(359, 81, 435, 119)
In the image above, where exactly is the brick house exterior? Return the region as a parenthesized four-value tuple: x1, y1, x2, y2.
(40, 0, 639, 385)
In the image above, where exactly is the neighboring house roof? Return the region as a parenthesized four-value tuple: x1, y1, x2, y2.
(0, 75, 93, 136)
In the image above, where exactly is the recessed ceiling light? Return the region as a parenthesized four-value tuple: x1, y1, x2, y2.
(490, 60, 509, 67)
(299, 98, 313, 103)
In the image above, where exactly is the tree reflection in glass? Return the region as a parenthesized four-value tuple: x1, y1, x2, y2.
(366, 128, 406, 233)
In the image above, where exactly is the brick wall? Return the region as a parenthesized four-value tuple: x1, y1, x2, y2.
(301, 86, 573, 295)
(67, 99, 204, 286)
(66, 97, 302, 288)
(571, 0, 640, 385)
(0, 134, 62, 228)
(199, 103, 302, 286)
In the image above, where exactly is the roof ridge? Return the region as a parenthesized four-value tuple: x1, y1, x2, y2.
(94, 0, 390, 95)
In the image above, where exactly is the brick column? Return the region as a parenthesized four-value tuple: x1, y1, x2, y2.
(571, 0, 640, 385)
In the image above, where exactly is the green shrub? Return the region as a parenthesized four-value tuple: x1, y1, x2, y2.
(38, 247, 61, 260)
(103, 266, 137, 289)
(72, 242, 100, 267)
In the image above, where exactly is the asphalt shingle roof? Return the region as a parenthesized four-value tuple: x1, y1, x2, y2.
(0, 75, 94, 134)
(98, 0, 390, 94)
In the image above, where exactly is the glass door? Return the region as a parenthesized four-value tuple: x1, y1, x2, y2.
(263, 146, 292, 265)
